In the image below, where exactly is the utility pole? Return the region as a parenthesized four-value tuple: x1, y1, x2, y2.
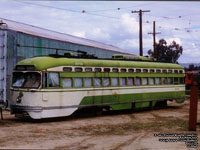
(132, 9, 150, 56)
(148, 21, 161, 59)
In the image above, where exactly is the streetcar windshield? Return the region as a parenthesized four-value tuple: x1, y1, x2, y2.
(12, 72, 41, 88)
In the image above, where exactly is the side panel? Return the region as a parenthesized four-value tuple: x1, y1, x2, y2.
(11, 85, 185, 119)
(0, 30, 7, 104)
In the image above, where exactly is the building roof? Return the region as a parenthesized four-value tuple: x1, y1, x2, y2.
(0, 17, 136, 55)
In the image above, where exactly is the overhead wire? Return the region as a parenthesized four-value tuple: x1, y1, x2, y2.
(12, 0, 200, 34)
(85, 2, 158, 12)
(12, 0, 120, 20)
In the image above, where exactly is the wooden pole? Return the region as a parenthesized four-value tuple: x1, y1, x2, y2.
(189, 73, 198, 131)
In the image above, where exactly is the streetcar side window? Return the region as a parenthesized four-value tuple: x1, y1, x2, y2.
(103, 77, 111, 87)
(143, 69, 148, 73)
(63, 78, 72, 88)
(180, 77, 185, 84)
(120, 77, 126, 86)
(174, 70, 178, 74)
(63, 67, 72, 72)
(94, 77, 102, 87)
(161, 77, 167, 84)
(121, 68, 126, 73)
(85, 77, 92, 87)
(128, 77, 134, 86)
(136, 69, 141, 73)
(85, 68, 92, 72)
(128, 69, 134, 73)
(156, 69, 161, 73)
(142, 77, 148, 85)
(162, 70, 167, 73)
(104, 68, 110, 72)
(112, 68, 119, 72)
(155, 77, 161, 85)
(112, 77, 119, 86)
(74, 77, 83, 88)
(150, 69, 155, 73)
(174, 77, 179, 84)
(136, 77, 141, 86)
(168, 70, 173, 73)
(95, 68, 102, 72)
(49, 72, 60, 88)
(168, 77, 173, 84)
(75, 68, 83, 72)
(149, 77, 154, 85)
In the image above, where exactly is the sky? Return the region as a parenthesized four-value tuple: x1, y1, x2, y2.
(0, 0, 200, 64)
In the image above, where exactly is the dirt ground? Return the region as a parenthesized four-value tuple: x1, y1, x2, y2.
(0, 100, 199, 150)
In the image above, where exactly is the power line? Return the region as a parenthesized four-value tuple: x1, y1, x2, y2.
(13, 0, 120, 20)
(86, 2, 157, 13)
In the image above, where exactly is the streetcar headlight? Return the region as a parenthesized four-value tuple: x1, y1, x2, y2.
(16, 96, 22, 103)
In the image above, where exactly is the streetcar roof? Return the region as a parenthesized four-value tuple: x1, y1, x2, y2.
(15, 56, 183, 71)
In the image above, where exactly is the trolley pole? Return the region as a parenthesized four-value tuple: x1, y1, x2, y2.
(188, 73, 198, 131)
(131, 9, 150, 56)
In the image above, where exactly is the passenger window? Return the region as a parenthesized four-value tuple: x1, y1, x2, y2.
(155, 77, 161, 85)
(49, 72, 59, 88)
(121, 68, 126, 72)
(156, 70, 161, 73)
(85, 68, 92, 72)
(63, 78, 72, 88)
(128, 77, 134, 86)
(174, 77, 179, 84)
(95, 68, 102, 72)
(74, 78, 83, 88)
(85, 77, 92, 87)
(162, 70, 167, 73)
(103, 78, 110, 87)
(174, 70, 178, 73)
(120, 77, 126, 86)
(150, 69, 155, 73)
(112, 68, 119, 73)
(112, 77, 118, 86)
(180, 77, 185, 84)
(94, 78, 102, 87)
(104, 68, 110, 72)
(75, 68, 83, 72)
(168, 70, 173, 73)
(168, 78, 173, 84)
(136, 69, 141, 73)
(143, 69, 148, 73)
(128, 69, 134, 73)
(149, 77, 154, 85)
(136, 77, 141, 86)
(179, 70, 183, 74)
(63, 67, 72, 72)
(161, 77, 167, 84)
(142, 77, 148, 85)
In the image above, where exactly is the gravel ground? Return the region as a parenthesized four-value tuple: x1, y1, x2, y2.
(0, 100, 199, 150)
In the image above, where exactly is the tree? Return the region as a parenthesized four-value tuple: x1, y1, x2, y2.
(148, 39, 183, 63)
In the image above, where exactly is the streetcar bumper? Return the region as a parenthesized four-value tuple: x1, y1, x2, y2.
(10, 105, 42, 114)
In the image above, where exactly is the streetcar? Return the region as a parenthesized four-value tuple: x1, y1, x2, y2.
(10, 54, 185, 119)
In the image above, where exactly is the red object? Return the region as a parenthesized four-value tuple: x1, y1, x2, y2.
(185, 71, 196, 86)
(188, 73, 198, 131)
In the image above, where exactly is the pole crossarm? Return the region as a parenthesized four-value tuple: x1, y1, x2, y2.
(148, 21, 161, 59)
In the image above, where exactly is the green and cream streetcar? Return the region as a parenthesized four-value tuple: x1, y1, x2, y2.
(10, 54, 185, 119)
